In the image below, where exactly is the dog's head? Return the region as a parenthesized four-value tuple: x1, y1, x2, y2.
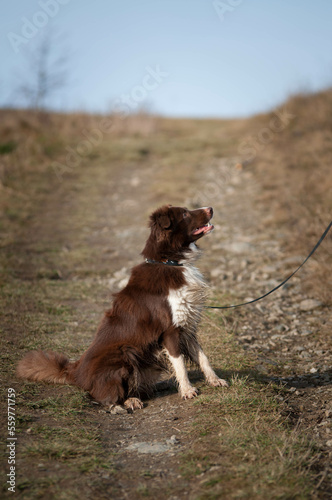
(142, 205, 214, 262)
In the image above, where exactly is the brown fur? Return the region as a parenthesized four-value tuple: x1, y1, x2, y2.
(16, 350, 75, 385)
(17, 205, 222, 406)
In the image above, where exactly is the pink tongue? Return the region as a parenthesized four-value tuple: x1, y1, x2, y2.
(193, 225, 208, 235)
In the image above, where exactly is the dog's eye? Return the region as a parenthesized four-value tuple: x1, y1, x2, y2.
(183, 211, 189, 219)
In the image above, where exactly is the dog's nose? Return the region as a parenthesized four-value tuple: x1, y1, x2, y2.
(204, 207, 213, 218)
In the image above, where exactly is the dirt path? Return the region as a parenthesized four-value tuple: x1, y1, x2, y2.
(2, 128, 331, 498)
(95, 155, 332, 497)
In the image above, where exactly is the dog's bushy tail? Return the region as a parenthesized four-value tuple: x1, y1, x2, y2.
(16, 350, 75, 385)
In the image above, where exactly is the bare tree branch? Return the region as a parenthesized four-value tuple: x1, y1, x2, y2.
(14, 31, 70, 110)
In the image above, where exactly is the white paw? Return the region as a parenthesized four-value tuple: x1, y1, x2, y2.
(207, 377, 229, 387)
(124, 397, 144, 411)
(181, 386, 199, 400)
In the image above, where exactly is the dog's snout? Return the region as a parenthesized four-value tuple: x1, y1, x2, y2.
(204, 207, 213, 218)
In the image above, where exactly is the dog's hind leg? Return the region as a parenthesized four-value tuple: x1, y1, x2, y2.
(89, 369, 128, 406)
(124, 397, 144, 411)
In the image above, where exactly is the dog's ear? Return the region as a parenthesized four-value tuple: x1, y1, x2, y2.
(157, 214, 171, 229)
(149, 206, 172, 230)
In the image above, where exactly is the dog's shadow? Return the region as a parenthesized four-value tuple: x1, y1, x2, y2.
(152, 366, 332, 402)
(87, 367, 332, 409)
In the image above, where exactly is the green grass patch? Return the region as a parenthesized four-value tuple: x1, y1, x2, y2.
(21, 424, 101, 462)
(0, 140, 17, 154)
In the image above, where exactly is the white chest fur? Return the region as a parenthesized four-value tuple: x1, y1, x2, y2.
(167, 264, 208, 330)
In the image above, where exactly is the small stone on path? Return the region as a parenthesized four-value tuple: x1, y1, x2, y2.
(299, 299, 323, 312)
(126, 442, 171, 454)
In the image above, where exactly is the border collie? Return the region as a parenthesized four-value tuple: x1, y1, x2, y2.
(17, 205, 228, 410)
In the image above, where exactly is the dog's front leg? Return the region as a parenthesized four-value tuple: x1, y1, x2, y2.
(168, 353, 199, 399)
(162, 328, 198, 399)
(196, 348, 229, 387)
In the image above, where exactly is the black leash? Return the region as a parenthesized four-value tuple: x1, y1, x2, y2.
(206, 220, 332, 310)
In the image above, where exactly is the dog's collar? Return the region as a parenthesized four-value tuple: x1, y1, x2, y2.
(145, 258, 183, 267)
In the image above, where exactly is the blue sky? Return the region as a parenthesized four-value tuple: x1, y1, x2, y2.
(1, 0, 332, 117)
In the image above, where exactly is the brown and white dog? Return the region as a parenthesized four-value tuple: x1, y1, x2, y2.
(17, 205, 228, 410)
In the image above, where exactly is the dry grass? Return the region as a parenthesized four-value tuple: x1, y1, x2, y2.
(246, 90, 332, 304)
